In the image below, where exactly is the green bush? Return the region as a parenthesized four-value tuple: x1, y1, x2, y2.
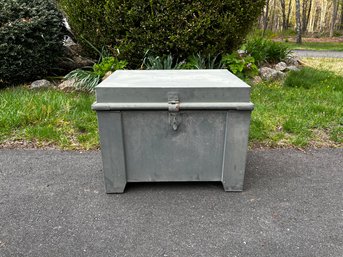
(243, 37, 291, 65)
(0, 0, 65, 85)
(58, 0, 265, 67)
(222, 53, 258, 79)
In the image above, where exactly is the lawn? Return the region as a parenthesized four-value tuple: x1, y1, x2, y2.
(285, 42, 343, 51)
(0, 61, 342, 149)
(0, 88, 98, 149)
(250, 68, 342, 148)
(302, 58, 343, 76)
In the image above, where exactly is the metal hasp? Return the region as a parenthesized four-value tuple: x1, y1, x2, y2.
(92, 70, 254, 193)
(168, 93, 180, 131)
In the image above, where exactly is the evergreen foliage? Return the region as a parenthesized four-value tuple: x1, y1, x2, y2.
(0, 0, 65, 85)
(58, 0, 265, 67)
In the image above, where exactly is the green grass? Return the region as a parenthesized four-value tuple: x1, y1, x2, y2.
(250, 67, 343, 147)
(1, 66, 342, 149)
(302, 58, 343, 76)
(0, 87, 98, 149)
(285, 42, 343, 51)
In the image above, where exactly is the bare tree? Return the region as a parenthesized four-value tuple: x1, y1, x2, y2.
(302, 0, 313, 33)
(270, 0, 277, 30)
(286, 0, 293, 30)
(330, 0, 339, 36)
(296, 0, 302, 43)
(319, 0, 328, 32)
(262, 0, 270, 35)
(280, 0, 292, 31)
(307, 4, 319, 32)
(281, 0, 287, 30)
(257, 0, 343, 35)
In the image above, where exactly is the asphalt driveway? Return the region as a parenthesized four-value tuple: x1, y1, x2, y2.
(293, 49, 343, 58)
(0, 148, 342, 257)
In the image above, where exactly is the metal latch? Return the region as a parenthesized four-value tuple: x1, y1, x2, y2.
(168, 93, 181, 131)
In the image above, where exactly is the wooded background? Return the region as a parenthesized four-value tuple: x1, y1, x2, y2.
(258, 0, 343, 37)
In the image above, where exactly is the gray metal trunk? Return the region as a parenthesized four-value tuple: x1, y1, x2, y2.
(92, 70, 254, 193)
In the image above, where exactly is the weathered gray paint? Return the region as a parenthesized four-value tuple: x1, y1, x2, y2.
(97, 111, 127, 193)
(122, 111, 226, 182)
(94, 70, 251, 103)
(221, 111, 251, 191)
(92, 102, 254, 111)
(93, 70, 253, 193)
(95, 87, 251, 103)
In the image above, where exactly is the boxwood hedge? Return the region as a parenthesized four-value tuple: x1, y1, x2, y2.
(0, 0, 65, 85)
(58, 0, 265, 67)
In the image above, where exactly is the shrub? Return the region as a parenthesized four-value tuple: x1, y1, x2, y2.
(58, 0, 265, 67)
(221, 53, 258, 79)
(0, 0, 65, 85)
(243, 37, 291, 65)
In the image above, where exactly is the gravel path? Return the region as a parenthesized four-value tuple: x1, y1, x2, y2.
(293, 49, 343, 58)
(0, 148, 342, 257)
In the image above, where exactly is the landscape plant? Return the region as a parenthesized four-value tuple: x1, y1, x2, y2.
(65, 53, 128, 92)
(0, 0, 65, 85)
(221, 53, 258, 79)
(58, 0, 265, 67)
(142, 53, 224, 70)
(142, 54, 183, 70)
(182, 54, 224, 70)
(243, 37, 291, 65)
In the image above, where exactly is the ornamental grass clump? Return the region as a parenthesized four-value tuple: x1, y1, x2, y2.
(243, 37, 291, 65)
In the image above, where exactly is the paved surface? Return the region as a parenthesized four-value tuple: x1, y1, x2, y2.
(0, 149, 342, 257)
(293, 49, 343, 58)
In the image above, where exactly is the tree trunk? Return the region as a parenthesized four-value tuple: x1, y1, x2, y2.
(270, 0, 276, 31)
(313, 6, 321, 32)
(301, 0, 312, 33)
(320, 0, 328, 32)
(286, 0, 292, 29)
(281, 0, 287, 30)
(296, 0, 302, 43)
(330, 0, 339, 37)
(308, 4, 317, 32)
(301, 0, 308, 33)
(263, 0, 270, 35)
(305, 0, 313, 32)
(341, 0, 343, 30)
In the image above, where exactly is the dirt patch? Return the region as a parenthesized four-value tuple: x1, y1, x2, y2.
(308, 129, 342, 148)
(0, 139, 100, 151)
(0, 139, 59, 150)
(1, 137, 340, 151)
